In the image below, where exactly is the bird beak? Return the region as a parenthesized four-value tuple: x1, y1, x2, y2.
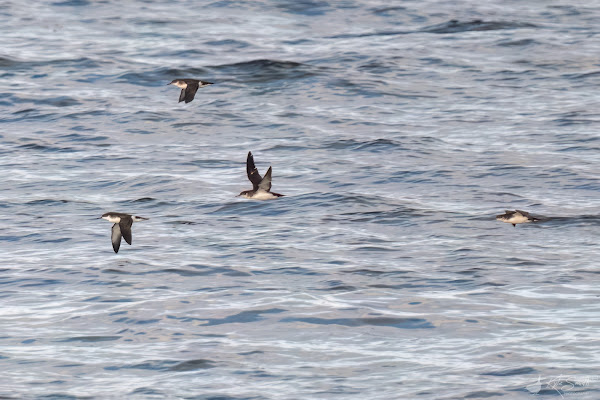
(167, 83, 171, 85)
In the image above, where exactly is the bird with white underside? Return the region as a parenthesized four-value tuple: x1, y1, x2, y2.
(496, 210, 538, 227)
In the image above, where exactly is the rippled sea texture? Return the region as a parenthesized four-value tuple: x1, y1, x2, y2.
(1, 0, 600, 399)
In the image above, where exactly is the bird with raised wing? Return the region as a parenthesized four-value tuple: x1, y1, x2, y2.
(239, 151, 284, 200)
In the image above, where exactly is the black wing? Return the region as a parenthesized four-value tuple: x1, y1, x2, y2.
(246, 151, 263, 190)
(515, 210, 530, 217)
(183, 82, 199, 103)
(119, 217, 133, 245)
(178, 89, 186, 103)
(111, 223, 122, 253)
(258, 166, 273, 192)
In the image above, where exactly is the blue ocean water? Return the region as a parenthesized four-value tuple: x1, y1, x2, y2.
(1, 0, 599, 398)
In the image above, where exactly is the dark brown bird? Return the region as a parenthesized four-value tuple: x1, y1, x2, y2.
(100, 212, 148, 253)
(168, 79, 213, 103)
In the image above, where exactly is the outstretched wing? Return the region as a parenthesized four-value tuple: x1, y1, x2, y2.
(246, 151, 262, 190)
(515, 210, 530, 217)
(111, 223, 122, 253)
(183, 82, 199, 103)
(258, 166, 273, 192)
(119, 217, 133, 245)
(178, 89, 186, 103)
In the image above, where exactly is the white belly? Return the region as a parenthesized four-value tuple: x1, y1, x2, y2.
(249, 191, 279, 200)
(505, 215, 530, 224)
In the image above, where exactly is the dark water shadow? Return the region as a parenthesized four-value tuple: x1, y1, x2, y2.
(280, 316, 434, 329)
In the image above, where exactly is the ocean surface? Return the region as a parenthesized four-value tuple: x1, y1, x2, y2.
(1, 0, 599, 399)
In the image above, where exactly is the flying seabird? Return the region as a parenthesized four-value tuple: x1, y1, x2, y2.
(496, 210, 538, 227)
(239, 151, 284, 200)
(100, 212, 148, 253)
(168, 79, 213, 103)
